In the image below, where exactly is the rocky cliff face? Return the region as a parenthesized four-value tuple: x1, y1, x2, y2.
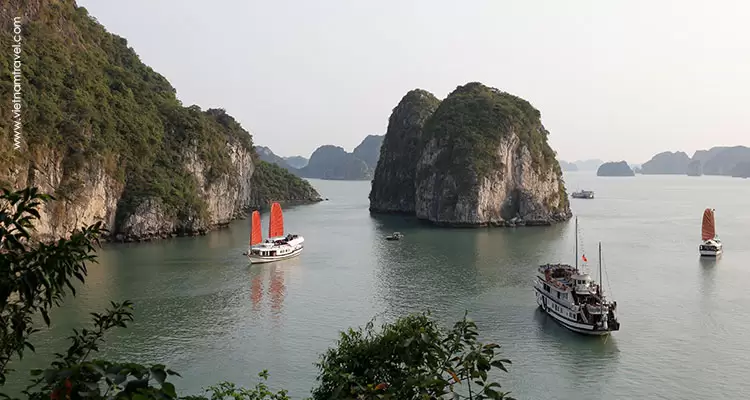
(701, 146, 750, 176)
(115, 141, 256, 241)
(687, 160, 703, 176)
(0, 0, 319, 242)
(4, 147, 124, 241)
(255, 146, 298, 173)
(284, 156, 308, 169)
(299, 145, 371, 180)
(370, 83, 570, 226)
(369, 90, 440, 213)
(640, 151, 691, 174)
(352, 135, 384, 170)
(4, 140, 256, 243)
(640, 146, 750, 178)
(731, 162, 750, 178)
(597, 161, 634, 176)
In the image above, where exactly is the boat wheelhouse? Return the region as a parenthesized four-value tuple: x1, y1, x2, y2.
(245, 203, 304, 264)
(699, 208, 722, 257)
(533, 218, 620, 336)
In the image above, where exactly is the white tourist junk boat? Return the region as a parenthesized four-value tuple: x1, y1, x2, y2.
(534, 218, 620, 336)
(571, 190, 595, 199)
(245, 202, 304, 264)
(699, 208, 722, 257)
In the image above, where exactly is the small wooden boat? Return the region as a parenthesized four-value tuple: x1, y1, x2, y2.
(385, 232, 404, 241)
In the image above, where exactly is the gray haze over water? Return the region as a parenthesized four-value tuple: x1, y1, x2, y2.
(78, 0, 750, 163)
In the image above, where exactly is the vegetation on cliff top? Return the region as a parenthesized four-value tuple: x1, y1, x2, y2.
(0, 3, 253, 227)
(369, 89, 441, 212)
(1, 187, 513, 400)
(422, 83, 560, 187)
(250, 161, 321, 206)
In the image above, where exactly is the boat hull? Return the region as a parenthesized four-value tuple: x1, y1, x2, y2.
(699, 241, 722, 257)
(534, 288, 616, 336)
(248, 246, 303, 264)
(699, 248, 722, 257)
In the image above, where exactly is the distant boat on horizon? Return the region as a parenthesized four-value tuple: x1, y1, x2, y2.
(699, 208, 722, 257)
(571, 190, 595, 199)
(245, 202, 304, 264)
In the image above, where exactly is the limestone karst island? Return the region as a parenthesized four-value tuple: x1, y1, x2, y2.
(369, 83, 571, 227)
(2, 1, 750, 400)
(0, 2, 321, 243)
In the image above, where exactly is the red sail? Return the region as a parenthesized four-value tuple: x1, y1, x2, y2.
(250, 210, 263, 245)
(701, 208, 715, 241)
(268, 202, 284, 238)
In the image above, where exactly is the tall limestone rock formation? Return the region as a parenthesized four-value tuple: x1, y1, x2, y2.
(370, 83, 571, 226)
(0, 0, 319, 242)
(369, 90, 440, 213)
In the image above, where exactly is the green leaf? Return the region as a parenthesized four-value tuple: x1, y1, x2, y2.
(152, 368, 167, 384)
(41, 310, 51, 326)
(490, 360, 508, 373)
(162, 382, 177, 398)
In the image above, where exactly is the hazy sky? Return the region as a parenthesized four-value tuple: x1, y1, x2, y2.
(78, 0, 749, 163)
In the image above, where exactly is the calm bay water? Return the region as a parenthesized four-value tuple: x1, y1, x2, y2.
(7, 173, 750, 399)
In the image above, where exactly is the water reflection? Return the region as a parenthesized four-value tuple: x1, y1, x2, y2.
(269, 266, 286, 316)
(369, 214, 482, 317)
(251, 270, 263, 311)
(532, 309, 620, 385)
(247, 261, 295, 323)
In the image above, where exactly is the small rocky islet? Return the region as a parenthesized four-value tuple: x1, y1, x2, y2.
(369, 82, 572, 227)
(597, 161, 636, 177)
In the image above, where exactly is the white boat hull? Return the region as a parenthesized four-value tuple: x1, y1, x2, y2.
(699, 240, 722, 257)
(699, 248, 722, 257)
(248, 246, 303, 264)
(534, 288, 614, 336)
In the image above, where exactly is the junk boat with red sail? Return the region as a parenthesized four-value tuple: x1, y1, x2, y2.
(699, 208, 722, 257)
(245, 202, 304, 263)
(533, 217, 620, 336)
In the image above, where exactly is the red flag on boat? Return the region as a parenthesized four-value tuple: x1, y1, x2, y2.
(582, 254, 588, 262)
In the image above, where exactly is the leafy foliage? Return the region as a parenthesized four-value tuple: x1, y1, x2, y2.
(312, 312, 514, 400)
(250, 161, 321, 207)
(0, 3, 253, 224)
(421, 82, 560, 188)
(0, 187, 103, 386)
(184, 373, 290, 400)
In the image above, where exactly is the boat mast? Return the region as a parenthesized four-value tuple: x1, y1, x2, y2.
(598, 241, 603, 296)
(575, 217, 579, 271)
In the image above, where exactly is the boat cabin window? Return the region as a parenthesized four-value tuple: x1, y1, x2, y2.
(543, 284, 550, 292)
